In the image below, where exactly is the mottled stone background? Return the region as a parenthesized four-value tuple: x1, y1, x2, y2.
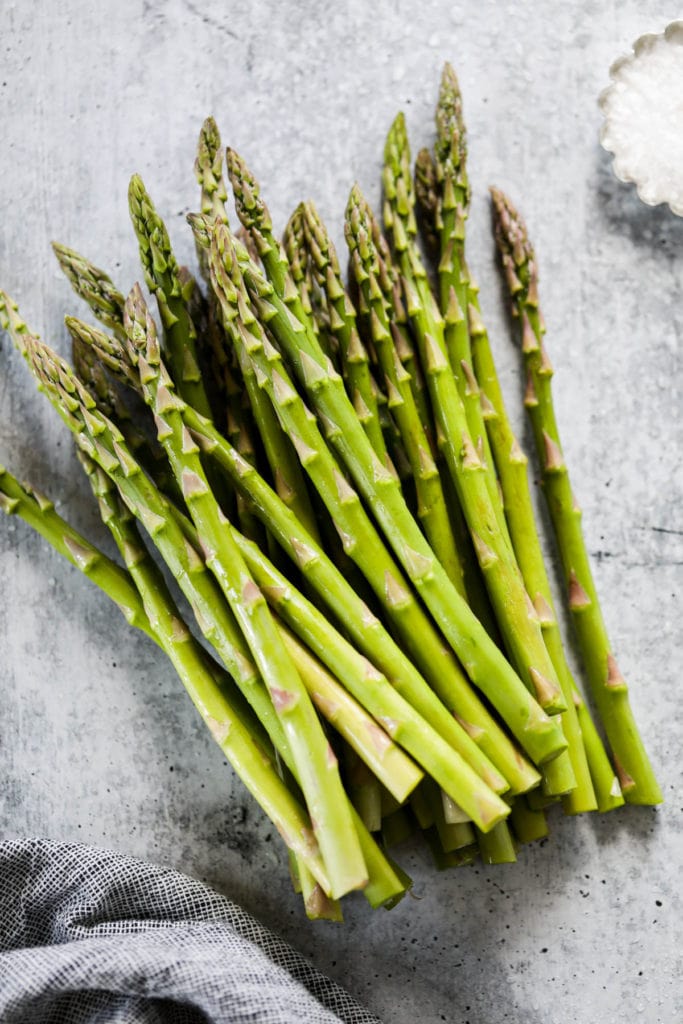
(0, 2, 681, 1021)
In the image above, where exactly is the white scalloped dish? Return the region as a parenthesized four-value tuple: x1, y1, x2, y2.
(599, 21, 683, 216)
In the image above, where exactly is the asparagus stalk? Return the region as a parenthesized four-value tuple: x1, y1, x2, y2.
(123, 285, 368, 895)
(63, 297, 541, 797)
(222, 159, 566, 769)
(301, 201, 388, 461)
(52, 242, 126, 339)
(282, 205, 337, 365)
(194, 116, 230, 281)
(345, 186, 464, 593)
(127, 174, 213, 419)
(68, 325, 184, 508)
(490, 188, 662, 806)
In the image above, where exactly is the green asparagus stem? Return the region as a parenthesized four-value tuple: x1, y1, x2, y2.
(194, 116, 230, 280)
(68, 324, 184, 508)
(476, 822, 518, 865)
(128, 174, 213, 419)
(345, 186, 464, 593)
(123, 284, 368, 896)
(223, 157, 566, 769)
(490, 187, 662, 806)
(302, 201, 388, 461)
(509, 799, 549, 844)
(282, 205, 336, 365)
(63, 294, 540, 798)
(52, 242, 126, 339)
(0, 462, 152, 637)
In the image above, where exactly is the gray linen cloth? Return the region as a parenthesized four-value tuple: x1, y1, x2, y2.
(0, 839, 380, 1024)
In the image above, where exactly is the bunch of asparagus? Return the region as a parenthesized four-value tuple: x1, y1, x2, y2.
(0, 64, 661, 921)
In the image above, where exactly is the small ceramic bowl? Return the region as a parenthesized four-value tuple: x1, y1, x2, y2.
(599, 21, 683, 216)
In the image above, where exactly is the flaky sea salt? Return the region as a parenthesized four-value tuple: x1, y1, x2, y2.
(599, 22, 683, 215)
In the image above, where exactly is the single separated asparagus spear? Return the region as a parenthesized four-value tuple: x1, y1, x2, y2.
(0, 459, 332, 893)
(128, 174, 213, 419)
(382, 114, 568, 724)
(52, 242, 126, 339)
(426, 69, 598, 810)
(223, 155, 566, 768)
(301, 201, 388, 462)
(345, 186, 464, 594)
(122, 285, 368, 894)
(490, 188, 662, 806)
(66, 298, 540, 798)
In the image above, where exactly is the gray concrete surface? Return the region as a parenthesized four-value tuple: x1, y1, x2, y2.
(1, 2, 681, 1021)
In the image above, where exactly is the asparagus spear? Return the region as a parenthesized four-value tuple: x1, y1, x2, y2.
(490, 187, 662, 806)
(222, 159, 566, 768)
(194, 116, 230, 281)
(282, 205, 337, 366)
(62, 296, 541, 797)
(52, 242, 126, 338)
(301, 201, 388, 461)
(128, 175, 213, 419)
(345, 186, 464, 594)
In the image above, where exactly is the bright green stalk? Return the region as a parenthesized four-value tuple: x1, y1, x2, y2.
(127, 174, 213, 418)
(194, 116, 229, 281)
(0, 462, 153, 637)
(65, 297, 540, 797)
(382, 114, 567, 722)
(424, 780, 475, 852)
(302, 201, 388, 460)
(52, 242, 126, 339)
(467, 293, 611, 812)
(349, 196, 434, 441)
(509, 799, 549, 844)
(345, 187, 464, 595)
(203, 232, 510, 831)
(123, 285, 367, 897)
(476, 821, 518, 865)
(222, 161, 566, 769)
(282, 205, 337, 365)
(279, 624, 422, 803)
(68, 323, 184, 508)
(0, 457, 331, 891)
(490, 187, 662, 806)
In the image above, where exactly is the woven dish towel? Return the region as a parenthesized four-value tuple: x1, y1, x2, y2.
(0, 838, 380, 1024)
